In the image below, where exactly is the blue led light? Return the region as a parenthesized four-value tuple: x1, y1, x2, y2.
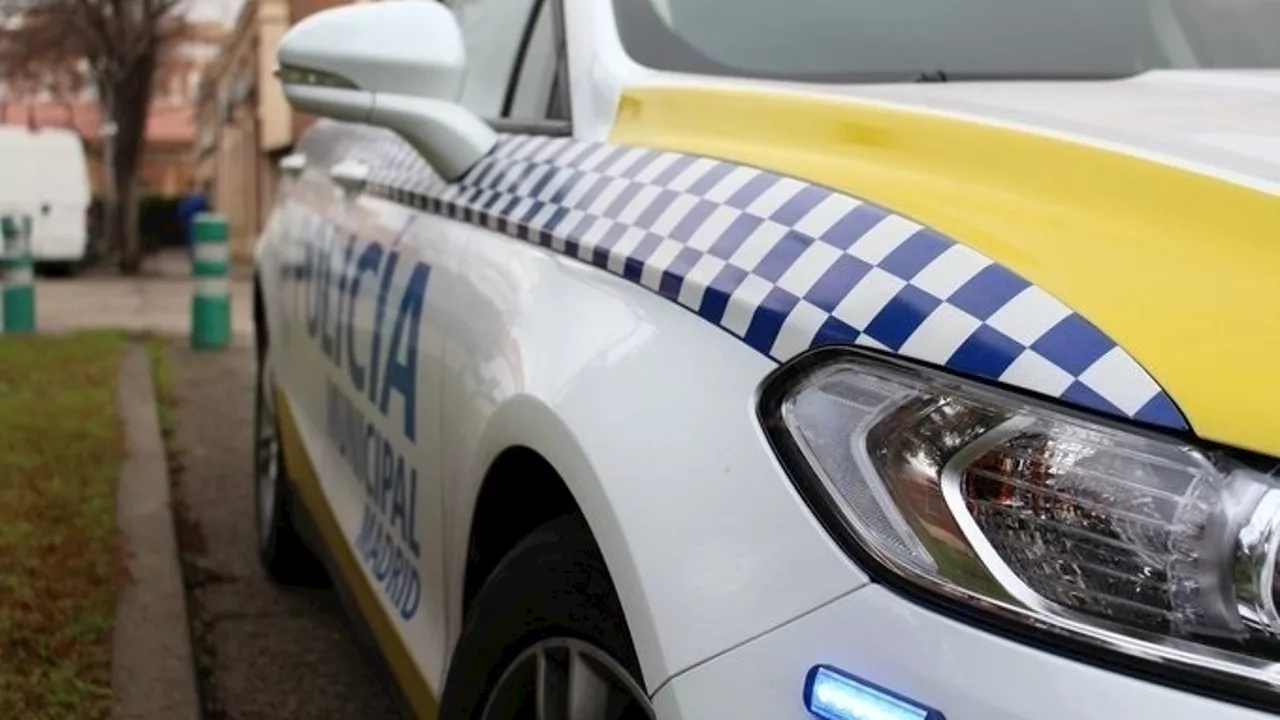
(804, 665, 945, 720)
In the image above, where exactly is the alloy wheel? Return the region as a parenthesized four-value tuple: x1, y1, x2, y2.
(479, 637, 655, 720)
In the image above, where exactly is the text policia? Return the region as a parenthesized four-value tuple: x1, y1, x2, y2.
(287, 211, 430, 621)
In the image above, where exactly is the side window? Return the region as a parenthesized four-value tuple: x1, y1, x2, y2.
(502, 0, 571, 126)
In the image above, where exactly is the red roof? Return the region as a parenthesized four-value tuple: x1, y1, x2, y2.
(0, 100, 194, 146)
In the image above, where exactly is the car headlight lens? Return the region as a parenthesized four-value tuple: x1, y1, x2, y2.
(760, 350, 1280, 699)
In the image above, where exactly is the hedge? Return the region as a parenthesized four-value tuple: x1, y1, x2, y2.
(88, 195, 187, 256)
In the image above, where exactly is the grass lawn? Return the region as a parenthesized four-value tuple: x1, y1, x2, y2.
(0, 331, 128, 720)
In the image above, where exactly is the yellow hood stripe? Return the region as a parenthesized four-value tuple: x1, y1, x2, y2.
(610, 86, 1280, 457)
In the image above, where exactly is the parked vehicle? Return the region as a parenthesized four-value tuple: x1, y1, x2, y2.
(252, 1, 1280, 718)
(0, 126, 92, 273)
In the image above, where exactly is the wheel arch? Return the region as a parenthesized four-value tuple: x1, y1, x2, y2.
(452, 395, 660, 690)
(460, 445, 582, 612)
(439, 231, 862, 694)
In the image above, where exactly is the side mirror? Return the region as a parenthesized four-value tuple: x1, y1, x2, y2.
(275, 1, 496, 181)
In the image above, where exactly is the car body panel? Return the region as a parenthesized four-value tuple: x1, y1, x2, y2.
(811, 70, 1280, 186)
(651, 585, 1279, 720)
(294, 119, 878, 690)
(339, 190, 455, 688)
(255, 177, 439, 710)
(254, 1, 1280, 717)
(435, 211, 868, 688)
(608, 83, 1280, 458)
(259, 110, 1233, 707)
(260, 161, 456, 696)
(348, 123, 1187, 431)
(273, 381, 442, 717)
(574, 0, 1280, 456)
(260, 119, 877, 703)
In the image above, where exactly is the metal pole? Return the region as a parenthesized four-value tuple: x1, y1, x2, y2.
(190, 211, 231, 350)
(1, 213, 36, 334)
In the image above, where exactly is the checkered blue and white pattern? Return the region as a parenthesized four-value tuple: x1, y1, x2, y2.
(298, 121, 1189, 431)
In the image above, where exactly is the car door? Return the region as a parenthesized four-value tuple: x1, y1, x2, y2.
(334, 0, 573, 682)
(333, 135, 458, 689)
(268, 129, 342, 402)
(276, 0, 572, 694)
(435, 0, 575, 647)
(322, 0, 571, 686)
(269, 120, 453, 690)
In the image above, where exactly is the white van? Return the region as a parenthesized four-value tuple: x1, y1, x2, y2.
(0, 126, 91, 273)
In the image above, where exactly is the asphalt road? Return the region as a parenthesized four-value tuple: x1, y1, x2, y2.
(166, 342, 402, 719)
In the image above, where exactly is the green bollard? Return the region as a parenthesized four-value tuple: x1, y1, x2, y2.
(1, 213, 36, 335)
(191, 212, 231, 350)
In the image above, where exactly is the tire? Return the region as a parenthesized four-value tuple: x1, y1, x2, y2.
(253, 344, 326, 586)
(440, 515, 654, 720)
(36, 261, 78, 277)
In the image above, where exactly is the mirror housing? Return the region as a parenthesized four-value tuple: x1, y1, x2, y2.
(275, 1, 496, 181)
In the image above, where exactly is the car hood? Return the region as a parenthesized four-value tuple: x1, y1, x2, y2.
(611, 70, 1280, 457)
(824, 70, 1280, 187)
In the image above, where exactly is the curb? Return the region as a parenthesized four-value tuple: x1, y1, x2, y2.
(111, 344, 202, 720)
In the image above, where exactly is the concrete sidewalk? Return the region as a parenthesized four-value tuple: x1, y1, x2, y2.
(112, 344, 201, 720)
(36, 250, 254, 343)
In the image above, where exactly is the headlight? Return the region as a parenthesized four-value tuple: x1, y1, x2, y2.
(759, 348, 1280, 704)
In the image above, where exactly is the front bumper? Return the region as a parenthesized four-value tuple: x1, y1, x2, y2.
(652, 585, 1275, 720)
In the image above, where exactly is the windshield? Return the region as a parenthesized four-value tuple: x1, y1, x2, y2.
(613, 0, 1280, 82)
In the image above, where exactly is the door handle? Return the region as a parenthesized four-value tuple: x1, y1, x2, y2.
(329, 159, 370, 197)
(279, 152, 306, 179)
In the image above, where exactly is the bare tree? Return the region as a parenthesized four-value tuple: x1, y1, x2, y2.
(0, 0, 185, 273)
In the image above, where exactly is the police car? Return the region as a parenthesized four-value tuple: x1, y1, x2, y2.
(251, 1, 1280, 718)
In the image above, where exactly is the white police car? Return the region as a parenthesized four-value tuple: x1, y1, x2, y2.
(251, 1, 1280, 718)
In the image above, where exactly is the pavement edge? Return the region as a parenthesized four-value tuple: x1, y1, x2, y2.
(111, 343, 202, 720)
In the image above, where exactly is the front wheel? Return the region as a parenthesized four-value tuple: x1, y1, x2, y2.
(441, 515, 655, 720)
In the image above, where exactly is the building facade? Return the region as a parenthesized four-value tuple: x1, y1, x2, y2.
(0, 20, 227, 198)
(195, 0, 356, 262)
